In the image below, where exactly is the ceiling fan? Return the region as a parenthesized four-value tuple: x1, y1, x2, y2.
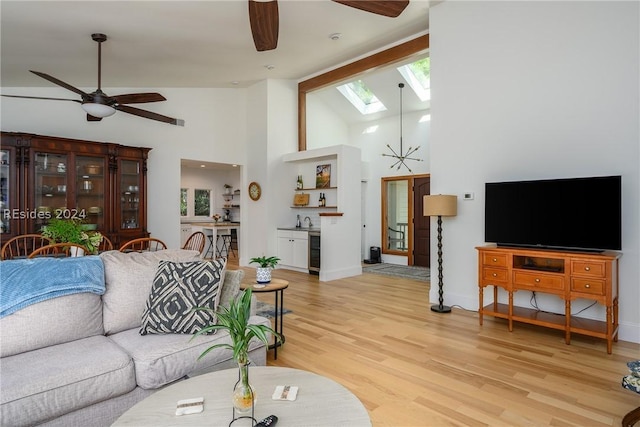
(2, 33, 184, 126)
(249, 0, 410, 51)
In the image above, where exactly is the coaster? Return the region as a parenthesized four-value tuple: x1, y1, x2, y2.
(272, 385, 298, 401)
(176, 397, 204, 415)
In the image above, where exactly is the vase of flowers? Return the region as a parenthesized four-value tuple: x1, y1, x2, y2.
(41, 218, 104, 255)
(193, 289, 280, 420)
(249, 256, 280, 284)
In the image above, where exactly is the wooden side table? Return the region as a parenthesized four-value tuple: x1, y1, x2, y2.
(240, 278, 289, 359)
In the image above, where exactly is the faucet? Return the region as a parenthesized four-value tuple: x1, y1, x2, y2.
(304, 216, 312, 228)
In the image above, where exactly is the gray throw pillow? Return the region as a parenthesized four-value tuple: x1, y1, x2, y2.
(140, 259, 226, 335)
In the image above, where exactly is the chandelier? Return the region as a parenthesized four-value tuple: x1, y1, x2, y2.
(382, 82, 422, 173)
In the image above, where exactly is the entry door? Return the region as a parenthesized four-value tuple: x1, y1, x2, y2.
(413, 177, 430, 267)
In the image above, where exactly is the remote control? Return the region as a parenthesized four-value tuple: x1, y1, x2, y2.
(255, 414, 278, 427)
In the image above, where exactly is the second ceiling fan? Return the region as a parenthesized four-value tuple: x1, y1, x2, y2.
(2, 33, 184, 126)
(248, 0, 410, 51)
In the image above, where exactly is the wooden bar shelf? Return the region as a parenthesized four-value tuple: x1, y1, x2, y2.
(477, 245, 621, 353)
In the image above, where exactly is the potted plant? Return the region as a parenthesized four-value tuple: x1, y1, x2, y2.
(41, 218, 104, 255)
(193, 289, 281, 415)
(249, 256, 280, 284)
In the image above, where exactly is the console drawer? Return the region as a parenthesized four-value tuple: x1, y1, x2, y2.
(482, 267, 509, 284)
(571, 278, 605, 295)
(482, 253, 508, 268)
(513, 271, 564, 290)
(571, 260, 605, 278)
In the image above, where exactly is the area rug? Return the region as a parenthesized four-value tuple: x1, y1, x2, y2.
(362, 263, 430, 282)
(255, 301, 292, 319)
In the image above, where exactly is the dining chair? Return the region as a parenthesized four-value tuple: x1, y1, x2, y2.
(119, 237, 167, 252)
(182, 231, 206, 255)
(27, 242, 89, 258)
(98, 235, 114, 252)
(1, 234, 54, 260)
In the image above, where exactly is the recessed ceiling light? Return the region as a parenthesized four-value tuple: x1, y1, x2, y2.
(329, 33, 342, 41)
(232, 164, 238, 167)
(200, 164, 206, 168)
(231, 81, 239, 85)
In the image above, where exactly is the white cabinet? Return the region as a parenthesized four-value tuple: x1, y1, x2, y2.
(180, 224, 192, 247)
(277, 229, 308, 269)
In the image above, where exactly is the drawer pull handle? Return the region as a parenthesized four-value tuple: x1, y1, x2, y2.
(492, 273, 497, 277)
(585, 267, 591, 271)
(493, 258, 497, 262)
(535, 278, 540, 283)
(585, 284, 591, 288)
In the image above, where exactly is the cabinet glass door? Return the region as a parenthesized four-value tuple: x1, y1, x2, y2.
(0, 150, 11, 235)
(120, 159, 141, 230)
(76, 156, 106, 230)
(34, 152, 68, 231)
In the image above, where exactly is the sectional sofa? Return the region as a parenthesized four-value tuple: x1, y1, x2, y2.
(0, 249, 269, 426)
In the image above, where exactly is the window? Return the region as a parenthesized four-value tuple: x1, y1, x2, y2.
(180, 188, 187, 216)
(398, 57, 430, 101)
(194, 189, 211, 217)
(336, 80, 387, 115)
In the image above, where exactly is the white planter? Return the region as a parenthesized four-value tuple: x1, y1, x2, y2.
(69, 246, 85, 257)
(256, 267, 272, 284)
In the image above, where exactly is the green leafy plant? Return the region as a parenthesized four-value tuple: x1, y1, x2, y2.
(249, 256, 280, 269)
(193, 288, 281, 364)
(41, 218, 103, 254)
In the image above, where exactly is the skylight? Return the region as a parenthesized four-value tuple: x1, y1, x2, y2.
(398, 57, 430, 101)
(336, 80, 387, 115)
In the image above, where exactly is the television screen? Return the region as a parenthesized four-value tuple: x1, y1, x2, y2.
(485, 176, 622, 251)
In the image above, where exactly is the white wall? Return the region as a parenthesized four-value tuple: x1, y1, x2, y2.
(1, 87, 248, 248)
(430, 1, 639, 342)
(306, 92, 350, 149)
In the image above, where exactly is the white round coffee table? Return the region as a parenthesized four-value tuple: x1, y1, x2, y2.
(112, 366, 371, 426)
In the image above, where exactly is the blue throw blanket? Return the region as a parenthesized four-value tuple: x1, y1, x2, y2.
(0, 256, 105, 318)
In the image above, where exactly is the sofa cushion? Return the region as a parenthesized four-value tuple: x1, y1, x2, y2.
(0, 335, 135, 427)
(109, 315, 272, 390)
(140, 258, 226, 335)
(219, 269, 245, 309)
(0, 292, 104, 358)
(100, 249, 201, 334)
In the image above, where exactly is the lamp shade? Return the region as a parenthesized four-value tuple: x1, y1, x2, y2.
(81, 103, 116, 118)
(423, 194, 457, 217)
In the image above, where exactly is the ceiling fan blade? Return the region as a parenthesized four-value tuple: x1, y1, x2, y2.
(116, 104, 184, 126)
(248, 0, 279, 51)
(331, 0, 409, 18)
(87, 114, 103, 122)
(112, 92, 166, 104)
(1, 94, 81, 103)
(29, 70, 89, 97)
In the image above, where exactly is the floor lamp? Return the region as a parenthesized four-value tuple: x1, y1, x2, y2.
(423, 194, 458, 313)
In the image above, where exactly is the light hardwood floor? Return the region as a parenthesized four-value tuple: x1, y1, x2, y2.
(229, 258, 638, 426)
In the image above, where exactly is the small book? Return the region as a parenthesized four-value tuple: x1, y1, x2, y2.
(272, 385, 298, 401)
(175, 397, 204, 416)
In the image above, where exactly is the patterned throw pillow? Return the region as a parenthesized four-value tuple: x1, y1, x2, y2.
(140, 259, 226, 335)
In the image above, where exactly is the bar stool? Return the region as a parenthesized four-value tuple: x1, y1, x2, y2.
(204, 229, 216, 259)
(216, 234, 232, 258)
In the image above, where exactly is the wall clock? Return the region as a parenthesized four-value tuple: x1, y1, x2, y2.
(248, 181, 261, 201)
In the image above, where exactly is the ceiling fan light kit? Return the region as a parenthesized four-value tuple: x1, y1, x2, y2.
(2, 33, 183, 126)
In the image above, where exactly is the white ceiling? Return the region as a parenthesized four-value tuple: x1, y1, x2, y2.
(1, 0, 430, 89)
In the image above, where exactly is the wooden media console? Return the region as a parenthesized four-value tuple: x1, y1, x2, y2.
(476, 245, 621, 353)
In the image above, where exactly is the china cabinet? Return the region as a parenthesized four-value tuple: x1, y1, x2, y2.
(0, 132, 150, 248)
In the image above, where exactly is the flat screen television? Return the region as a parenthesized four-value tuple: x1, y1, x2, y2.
(485, 175, 622, 252)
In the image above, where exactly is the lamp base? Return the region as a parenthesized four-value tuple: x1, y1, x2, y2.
(430, 304, 451, 313)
